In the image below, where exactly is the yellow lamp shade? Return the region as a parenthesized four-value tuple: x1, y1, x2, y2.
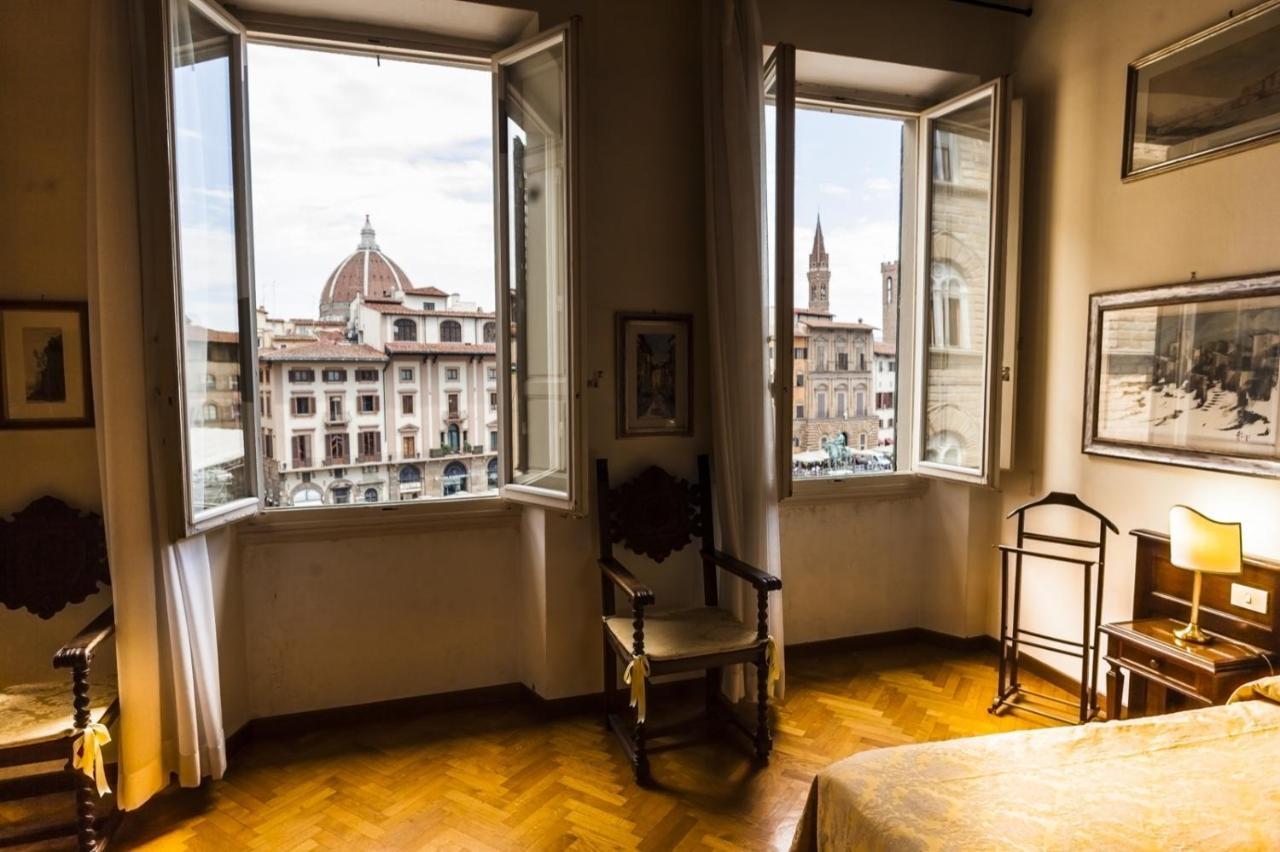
(1169, 505, 1243, 576)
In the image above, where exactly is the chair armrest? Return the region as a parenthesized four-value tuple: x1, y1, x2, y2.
(599, 557, 656, 607)
(703, 550, 782, 592)
(53, 606, 115, 669)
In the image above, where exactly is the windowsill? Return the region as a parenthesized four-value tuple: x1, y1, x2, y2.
(238, 494, 519, 544)
(785, 471, 927, 505)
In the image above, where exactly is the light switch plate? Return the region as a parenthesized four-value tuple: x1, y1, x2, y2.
(1231, 583, 1269, 615)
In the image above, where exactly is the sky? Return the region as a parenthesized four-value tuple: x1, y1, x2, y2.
(182, 43, 902, 332)
(246, 44, 495, 320)
(767, 106, 903, 338)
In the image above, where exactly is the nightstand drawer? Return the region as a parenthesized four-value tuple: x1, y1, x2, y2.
(1113, 645, 1199, 692)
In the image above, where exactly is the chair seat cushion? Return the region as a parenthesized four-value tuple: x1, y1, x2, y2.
(605, 606, 763, 662)
(0, 679, 117, 749)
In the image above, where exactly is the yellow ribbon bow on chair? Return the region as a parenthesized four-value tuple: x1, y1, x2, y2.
(766, 636, 782, 697)
(73, 722, 112, 797)
(623, 654, 651, 724)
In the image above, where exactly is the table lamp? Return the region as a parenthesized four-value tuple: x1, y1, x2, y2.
(1169, 505, 1242, 644)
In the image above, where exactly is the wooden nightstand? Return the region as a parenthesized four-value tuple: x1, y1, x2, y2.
(1101, 617, 1270, 720)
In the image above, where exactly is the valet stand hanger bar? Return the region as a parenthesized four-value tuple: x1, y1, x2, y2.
(989, 492, 1116, 726)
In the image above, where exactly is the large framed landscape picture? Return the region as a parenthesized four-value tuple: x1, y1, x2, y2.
(1123, 0, 1280, 179)
(1083, 274, 1280, 477)
(616, 312, 692, 437)
(0, 300, 94, 429)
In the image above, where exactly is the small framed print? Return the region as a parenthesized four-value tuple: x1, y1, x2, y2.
(616, 312, 692, 437)
(0, 301, 94, 429)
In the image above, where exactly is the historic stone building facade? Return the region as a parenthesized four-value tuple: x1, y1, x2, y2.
(257, 220, 498, 507)
(791, 218, 880, 457)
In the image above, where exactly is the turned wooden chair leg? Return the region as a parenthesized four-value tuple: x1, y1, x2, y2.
(74, 770, 98, 852)
(602, 639, 616, 727)
(755, 652, 772, 763)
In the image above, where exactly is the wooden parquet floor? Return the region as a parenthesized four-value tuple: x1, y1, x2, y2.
(8, 643, 1067, 851)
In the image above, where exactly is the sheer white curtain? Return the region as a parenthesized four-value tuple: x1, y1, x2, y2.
(87, 0, 226, 810)
(701, 0, 785, 701)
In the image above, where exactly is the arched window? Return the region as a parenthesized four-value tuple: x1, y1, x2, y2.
(487, 457, 499, 489)
(447, 423, 461, 451)
(292, 484, 323, 506)
(885, 276, 893, 304)
(441, 320, 462, 342)
(930, 261, 969, 349)
(483, 321, 496, 343)
(398, 465, 422, 483)
(393, 318, 417, 342)
(855, 390, 866, 417)
(205, 374, 216, 390)
(443, 461, 468, 496)
(201, 403, 218, 422)
(815, 342, 826, 371)
(816, 391, 828, 419)
(363, 487, 379, 502)
(836, 391, 847, 418)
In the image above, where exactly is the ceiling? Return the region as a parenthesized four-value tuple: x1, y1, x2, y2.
(228, 0, 536, 45)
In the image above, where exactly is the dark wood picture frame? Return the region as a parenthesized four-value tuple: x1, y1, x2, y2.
(0, 300, 94, 430)
(1122, 0, 1280, 180)
(615, 312, 693, 438)
(1082, 272, 1280, 477)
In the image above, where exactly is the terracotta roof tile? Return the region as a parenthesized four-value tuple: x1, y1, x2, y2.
(259, 342, 388, 363)
(874, 341, 896, 355)
(404, 286, 450, 297)
(384, 342, 497, 356)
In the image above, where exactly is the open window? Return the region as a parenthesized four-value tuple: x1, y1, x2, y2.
(768, 47, 1018, 495)
(494, 22, 583, 513)
(135, 0, 580, 535)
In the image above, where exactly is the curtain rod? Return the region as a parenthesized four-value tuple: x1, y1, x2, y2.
(949, 0, 1033, 16)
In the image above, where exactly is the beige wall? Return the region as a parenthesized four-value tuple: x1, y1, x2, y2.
(4, 0, 1026, 727)
(0, 0, 108, 686)
(996, 0, 1280, 681)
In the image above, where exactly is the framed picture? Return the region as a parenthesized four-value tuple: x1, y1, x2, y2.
(0, 300, 94, 429)
(616, 312, 692, 437)
(1083, 273, 1280, 477)
(1123, 0, 1280, 180)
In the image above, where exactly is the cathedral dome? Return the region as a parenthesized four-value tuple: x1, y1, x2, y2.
(318, 216, 413, 321)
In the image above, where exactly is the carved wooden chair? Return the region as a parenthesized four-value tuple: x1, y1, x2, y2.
(0, 496, 118, 851)
(596, 455, 782, 784)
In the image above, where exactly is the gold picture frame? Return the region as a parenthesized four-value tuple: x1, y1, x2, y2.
(0, 300, 94, 430)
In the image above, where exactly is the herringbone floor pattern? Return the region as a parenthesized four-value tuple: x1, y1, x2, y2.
(10, 643, 1066, 851)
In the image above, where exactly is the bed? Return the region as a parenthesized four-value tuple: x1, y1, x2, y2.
(789, 675, 1280, 851)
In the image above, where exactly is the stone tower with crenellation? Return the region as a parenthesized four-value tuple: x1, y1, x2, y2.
(880, 260, 898, 344)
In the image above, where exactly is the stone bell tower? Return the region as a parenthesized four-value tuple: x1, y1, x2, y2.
(881, 260, 899, 343)
(807, 215, 830, 313)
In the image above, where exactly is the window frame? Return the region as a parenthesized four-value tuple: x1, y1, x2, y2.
(139, 2, 569, 534)
(492, 20, 584, 515)
(770, 51, 1014, 501)
(135, 0, 264, 538)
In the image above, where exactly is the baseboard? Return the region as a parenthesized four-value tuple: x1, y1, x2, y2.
(785, 626, 990, 658)
(227, 628, 1086, 752)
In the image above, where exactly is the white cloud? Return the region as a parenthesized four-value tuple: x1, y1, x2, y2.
(246, 44, 495, 320)
(864, 177, 895, 193)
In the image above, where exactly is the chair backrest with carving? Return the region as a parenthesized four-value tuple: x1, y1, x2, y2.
(0, 496, 110, 620)
(595, 455, 712, 567)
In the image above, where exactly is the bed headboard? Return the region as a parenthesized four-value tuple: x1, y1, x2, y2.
(1131, 528, 1280, 654)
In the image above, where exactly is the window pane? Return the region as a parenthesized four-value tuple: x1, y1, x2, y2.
(171, 1, 249, 515)
(786, 107, 903, 480)
(921, 93, 994, 471)
(245, 43, 498, 508)
(502, 35, 570, 495)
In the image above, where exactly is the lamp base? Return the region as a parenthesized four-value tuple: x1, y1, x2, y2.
(1174, 621, 1212, 644)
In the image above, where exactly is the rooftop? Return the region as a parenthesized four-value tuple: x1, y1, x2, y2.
(260, 342, 388, 363)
